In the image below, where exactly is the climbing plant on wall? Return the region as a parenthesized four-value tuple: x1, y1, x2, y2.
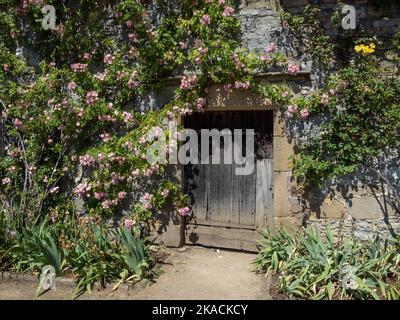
(0, 0, 296, 294)
(280, 4, 400, 211)
(0, 0, 291, 234)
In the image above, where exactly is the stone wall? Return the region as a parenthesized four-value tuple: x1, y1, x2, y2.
(12, 0, 400, 242)
(236, 0, 400, 238)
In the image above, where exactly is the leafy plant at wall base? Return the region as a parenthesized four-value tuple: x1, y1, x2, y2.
(9, 222, 64, 275)
(254, 227, 400, 300)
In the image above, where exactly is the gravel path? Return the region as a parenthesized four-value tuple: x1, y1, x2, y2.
(0, 246, 271, 300)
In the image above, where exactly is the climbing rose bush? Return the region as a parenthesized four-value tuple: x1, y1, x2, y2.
(0, 0, 290, 234)
(0, 0, 291, 296)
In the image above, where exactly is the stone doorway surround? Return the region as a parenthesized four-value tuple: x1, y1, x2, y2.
(156, 72, 311, 248)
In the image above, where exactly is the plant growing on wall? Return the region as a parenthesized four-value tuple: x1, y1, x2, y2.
(279, 4, 400, 214)
(0, 0, 291, 228)
(0, 0, 293, 291)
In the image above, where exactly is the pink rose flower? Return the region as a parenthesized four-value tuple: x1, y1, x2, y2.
(194, 39, 202, 48)
(231, 52, 244, 69)
(74, 181, 91, 198)
(94, 192, 104, 200)
(321, 93, 329, 106)
(300, 109, 309, 119)
(125, 20, 133, 28)
(288, 64, 300, 75)
(2, 177, 11, 185)
(55, 24, 65, 36)
(222, 6, 234, 17)
(224, 83, 233, 92)
(180, 74, 198, 90)
(79, 154, 96, 167)
(128, 33, 137, 42)
(196, 98, 207, 111)
(123, 111, 133, 123)
(83, 52, 91, 60)
(178, 207, 190, 217)
(86, 91, 99, 105)
(287, 105, 298, 115)
(266, 42, 277, 53)
(118, 191, 127, 200)
(102, 200, 112, 209)
(67, 81, 77, 91)
(14, 118, 23, 129)
(161, 189, 169, 198)
(70, 63, 87, 73)
(141, 193, 152, 202)
(103, 54, 115, 65)
(124, 218, 136, 229)
(200, 14, 211, 26)
(94, 72, 107, 81)
(100, 133, 112, 142)
(234, 81, 250, 90)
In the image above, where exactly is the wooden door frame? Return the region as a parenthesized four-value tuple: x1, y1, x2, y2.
(182, 108, 273, 231)
(158, 73, 309, 249)
(181, 97, 278, 251)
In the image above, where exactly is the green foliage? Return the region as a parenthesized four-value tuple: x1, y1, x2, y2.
(0, 1, 292, 296)
(9, 222, 64, 275)
(3, 219, 155, 298)
(117, 228, 152, 277)
(0, 0, 286, 229)
(279, 4, 400, 210)
(254, 227, 400, 300)
(280, 5, 335, 66)
(291, 52, 400, 190)
(58, 220, 155, 298)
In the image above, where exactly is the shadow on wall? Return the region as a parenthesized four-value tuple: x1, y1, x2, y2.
(303, 163, 400, 237)
(153, 165, 183, 234)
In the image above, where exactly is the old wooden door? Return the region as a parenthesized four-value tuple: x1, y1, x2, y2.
(184, 111, 273, 251)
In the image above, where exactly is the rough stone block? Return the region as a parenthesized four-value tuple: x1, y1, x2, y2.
(238, 5, 281, 52)
(289, 196, 302, 214)
(350, 197, 383, 220)
(207, 85, 274, 110)
(273, 216, 302, 230)
(273, 110, 285, 136)
(373, 18, 400, 28)
(273, 135, 294, 172)
(273, 171, 290, 217)
(239, 0, 276, 10)
(320, 198, 347, 219)
(156, 213, 184, 248)
(387, 203, 399, 216)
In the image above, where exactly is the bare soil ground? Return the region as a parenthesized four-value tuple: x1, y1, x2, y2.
(0, 246, 271, 300)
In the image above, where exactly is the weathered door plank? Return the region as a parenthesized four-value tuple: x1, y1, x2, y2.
(184, 111, 274, 250)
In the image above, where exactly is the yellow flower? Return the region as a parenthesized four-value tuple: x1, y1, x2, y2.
(354, 45, 362, 53)
(354, 43, 376, 55)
